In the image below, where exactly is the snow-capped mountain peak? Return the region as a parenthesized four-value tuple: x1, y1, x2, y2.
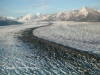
(81, 6, 90, 10)
(25, 14, 33, 18)
(17, 14, 33, 21)
(36, 13, 41, 16)
(80, 6, 96, 12)
(79, 6, 90, 16)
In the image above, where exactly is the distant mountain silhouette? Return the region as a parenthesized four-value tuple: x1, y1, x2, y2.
(0, 16, 22, 26)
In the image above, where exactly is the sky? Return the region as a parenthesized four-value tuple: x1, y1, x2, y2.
(0, 0, 100, 18)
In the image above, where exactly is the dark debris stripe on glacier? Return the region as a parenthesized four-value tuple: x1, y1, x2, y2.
(18, 23, 100, 75)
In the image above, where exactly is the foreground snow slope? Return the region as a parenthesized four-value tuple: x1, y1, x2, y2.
(34, 21, 100, 55)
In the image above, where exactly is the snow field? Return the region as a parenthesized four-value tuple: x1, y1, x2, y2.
(34, 22, 100, 55)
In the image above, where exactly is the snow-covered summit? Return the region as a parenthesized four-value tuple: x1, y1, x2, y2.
(80, 6, 99, 15)
(78, 6, 100, 21)
(79, 6, 90, 16)
(18, 14, 33, 21)
(18, 13, 43, 22)
(36, 13, 41, 16)
(81, 6, 91, 11)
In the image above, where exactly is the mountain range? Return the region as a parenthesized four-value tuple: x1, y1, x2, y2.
(17, 6, 100, 22)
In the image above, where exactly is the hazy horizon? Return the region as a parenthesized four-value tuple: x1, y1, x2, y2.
(0, 0, 100, 18)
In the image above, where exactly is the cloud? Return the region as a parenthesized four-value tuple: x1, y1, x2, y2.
(28, 3, 47, 9)
(6, 16, 16, 20)
(15, 10, 28, 13)
(25, 0, 47, 2)
(90, 3, 100, 9)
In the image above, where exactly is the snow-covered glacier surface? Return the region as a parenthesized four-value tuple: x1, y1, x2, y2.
(0, 22, 100, 75)
(34, 22, 100, 55)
